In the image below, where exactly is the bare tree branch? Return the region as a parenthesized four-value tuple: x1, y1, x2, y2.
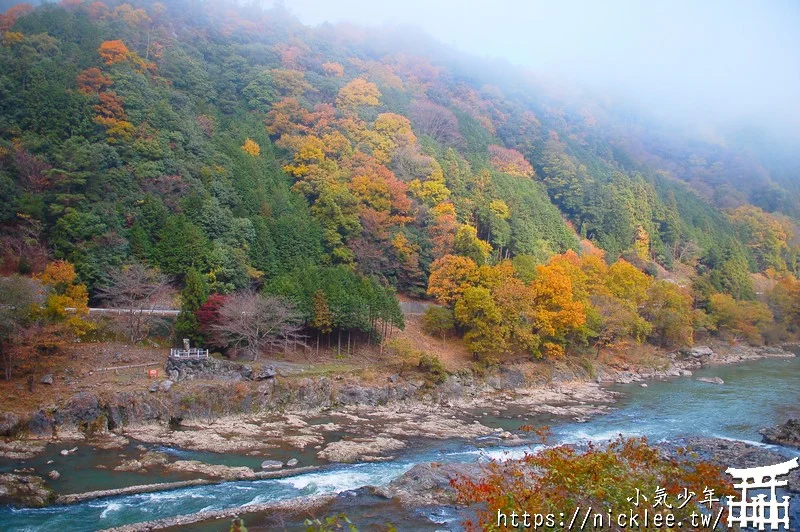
(96, 263, 173, 343)
(209, 292, 305, 360)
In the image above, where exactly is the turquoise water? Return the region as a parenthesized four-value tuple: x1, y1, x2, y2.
(2, 355, 798, 531)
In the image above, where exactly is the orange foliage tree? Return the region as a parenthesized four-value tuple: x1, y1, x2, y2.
(322, 61, 344, 77)
(452, 436, 733, 531)
(76, 67, 112, 94)
(98, 39, 131, 65)
(427, 255, 479, 306)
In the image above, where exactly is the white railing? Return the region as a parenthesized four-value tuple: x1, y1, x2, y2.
(169, 348, 209, 359)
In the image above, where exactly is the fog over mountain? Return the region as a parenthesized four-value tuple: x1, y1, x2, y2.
(277, 0, 800, 142)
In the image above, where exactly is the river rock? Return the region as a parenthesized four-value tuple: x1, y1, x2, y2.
(0, 473, 55, 507)
(261, 460, 283, 470)
(0, 413, 21, 437)
(47, 470, 59, 480)
(140, 451, 168, 467)
(159, 380, 174, 392)
(663, 437, 800, 493)
(697, 376, 724, 385)
(318, 436, 406, 463)
(165, 460, 255, 480)
(286, 458, 298, 467)
(688, 346, 714, 358)
(254, 365, 276, 380)
(380, 462, 483, 506)
(760, 419, 800, 448)
(114, 459, 144, 472)
(59, 449, 69, 456)
(0, 440, 46, 460)
(40, 374, 53, 385)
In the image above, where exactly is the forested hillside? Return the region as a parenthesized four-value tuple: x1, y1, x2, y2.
(1, 0, 799, 373)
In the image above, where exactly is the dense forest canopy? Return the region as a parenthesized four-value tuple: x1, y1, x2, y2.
(1, 0, 799, 366)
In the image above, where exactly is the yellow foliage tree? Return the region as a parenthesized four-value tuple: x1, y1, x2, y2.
(336, 78, 381, 113)
(606, 259, 652, 306)
(37, 261, 93, 337)
(241, 138, 260, 157)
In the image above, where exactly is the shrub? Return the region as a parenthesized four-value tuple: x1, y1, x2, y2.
(418, 353, 447, 384)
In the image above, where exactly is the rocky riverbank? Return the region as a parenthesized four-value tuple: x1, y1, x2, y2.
(0, 343, 795, 509)
(596, 343, 796, 384)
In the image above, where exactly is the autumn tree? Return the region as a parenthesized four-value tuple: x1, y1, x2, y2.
(527, 262, 586, 356)
(589, 293, 652, 357)
(336, 78, 381, 113)
(38, 260, 92, 337)
(409, 100, 462, 146)
(454, 286, 506, 361)
(372, 112, 416, 163)
(427, 254, 479, 306)
(642, 281, 694, 347)
(605, 259, 652, 306)
(321, 61, 344, 77)
(768, 274, 800, 332)
(452, 436, 733, 532)
(453, 225, 492, 265)
(96, 263, 172, 343)
(76, 67, 112, 94)
(210, 292, 304, 360)
(195, 293, 228, 347)
(241, 138, 260, 157)
(488, 145, 534, 177)
(707, 293, 773, 344)
(98, 39, 130, 65)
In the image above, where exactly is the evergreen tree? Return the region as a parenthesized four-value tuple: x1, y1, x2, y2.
(175, 267, 210, 344)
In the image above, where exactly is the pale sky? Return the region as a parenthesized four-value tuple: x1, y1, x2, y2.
(275, 0, 800, 136)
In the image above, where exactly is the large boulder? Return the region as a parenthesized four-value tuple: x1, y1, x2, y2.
(381, 462, 483, 506)
(689, 346, 714, 358)
(0, 474, 56, 507)
(760, 419, 800, 448)
(0, 412, 21, 437)
(57, 392, 101, 427)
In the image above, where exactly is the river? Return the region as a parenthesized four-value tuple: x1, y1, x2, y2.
(3, 354, 799, 531)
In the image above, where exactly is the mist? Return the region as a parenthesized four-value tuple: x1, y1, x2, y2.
(274, 0, 800, 141)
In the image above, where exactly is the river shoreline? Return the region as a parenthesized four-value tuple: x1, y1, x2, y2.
(0, 343, 796, 517)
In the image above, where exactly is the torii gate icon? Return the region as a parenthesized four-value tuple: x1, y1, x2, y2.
(726, 457, 798, 531)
